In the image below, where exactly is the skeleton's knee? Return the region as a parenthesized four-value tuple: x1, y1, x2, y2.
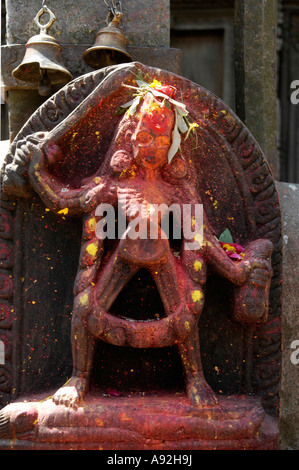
(188, 287, 204, 315)
(73, 287, 93, 323)
(72, 312, 86, 331)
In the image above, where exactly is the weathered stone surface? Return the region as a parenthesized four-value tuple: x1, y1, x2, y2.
(234, 0, 278, 178)
(5, 0, 170, 47)
(0, 392, 278, 450)
(6, 90, 45, 142)
(276, 181, 299, 450)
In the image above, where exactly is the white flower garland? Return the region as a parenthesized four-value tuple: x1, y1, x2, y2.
(118, 72, 199, 163)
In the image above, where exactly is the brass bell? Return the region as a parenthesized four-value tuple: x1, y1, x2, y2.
(83, 9, 133, 70)
(12, 5, 73, 96)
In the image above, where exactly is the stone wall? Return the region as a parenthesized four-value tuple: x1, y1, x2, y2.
(5, 0, 170, 47)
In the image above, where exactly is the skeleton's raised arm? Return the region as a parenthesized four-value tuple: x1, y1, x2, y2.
(22, 132, 114, 216)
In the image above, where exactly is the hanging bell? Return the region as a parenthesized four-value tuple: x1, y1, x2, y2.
(12, 5, 73, 96)
(83, 10, 133, 70)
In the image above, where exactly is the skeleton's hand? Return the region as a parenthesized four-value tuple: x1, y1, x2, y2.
(45, 143, 62, 165)
(25, 132, 53, 168)
(234, 260, 252, 286)
(17, 132, 49, 165)
(13, 138, 32, 167)
(2, 132, 48, 196)
(235, 257, 272, 288)
(248, 258, 273, 289)
(26, 134, 64, 177)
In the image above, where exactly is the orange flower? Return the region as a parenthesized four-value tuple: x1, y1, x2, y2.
(219, 241, 245, 260)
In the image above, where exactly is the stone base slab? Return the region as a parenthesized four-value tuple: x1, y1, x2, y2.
(0, 392, 278, 450)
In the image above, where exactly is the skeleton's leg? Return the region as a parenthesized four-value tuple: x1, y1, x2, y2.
(151, 252, 218, 407)
(52, 283, 95, 407)
(177, 328, 218, 407)
(95, 254, 139, 310)
(53, 251, 138, 407)
(87, 253, 140, 338)
(149, 250, 181, 316)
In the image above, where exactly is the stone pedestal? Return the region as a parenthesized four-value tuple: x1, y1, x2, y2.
(0, 392, 278, 450)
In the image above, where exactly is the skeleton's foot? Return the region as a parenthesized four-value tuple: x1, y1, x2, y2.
(52, 375, 88, 408)
(186, 376, 218, 407)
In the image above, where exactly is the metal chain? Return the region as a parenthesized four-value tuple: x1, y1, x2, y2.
(103, 0, 123, 25)
(103, 0, 122, 15)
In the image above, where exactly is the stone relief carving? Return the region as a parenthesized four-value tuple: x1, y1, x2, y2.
(0, 63, 281, 448)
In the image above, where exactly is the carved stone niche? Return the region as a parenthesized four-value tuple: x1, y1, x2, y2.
(0, 63, 281, 450)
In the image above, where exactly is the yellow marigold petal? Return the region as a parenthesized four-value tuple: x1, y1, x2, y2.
(191, 290, 203, 302)
(88, 217, 97, 232)
(223, 243, 236, 252)
(86, 242, 98, 257)
(57, 208, 69, 215)
(194, 260, 202, 271)
(79, 293, 89, 307)
(150, 79, 162, 88)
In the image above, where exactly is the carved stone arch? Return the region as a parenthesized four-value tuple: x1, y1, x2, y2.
(1, 62, 282, 416)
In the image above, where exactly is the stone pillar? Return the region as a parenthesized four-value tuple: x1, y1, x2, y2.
(277, 181, 299, 450)
(234, 0, 278, 178)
